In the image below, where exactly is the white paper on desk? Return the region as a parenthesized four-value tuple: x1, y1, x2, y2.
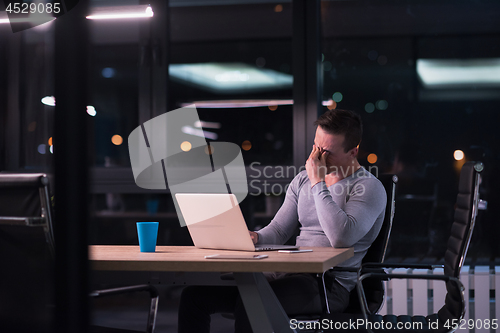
(204, 254, 268, 260)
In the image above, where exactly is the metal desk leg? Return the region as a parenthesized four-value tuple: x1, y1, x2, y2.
(234, 272, 297, 333)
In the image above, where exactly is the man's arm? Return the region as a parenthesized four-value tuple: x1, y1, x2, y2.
(311, 178, 386, 248)
(253, 174, 304, 245)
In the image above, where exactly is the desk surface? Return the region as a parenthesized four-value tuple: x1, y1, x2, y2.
(89, 246, 354, 273)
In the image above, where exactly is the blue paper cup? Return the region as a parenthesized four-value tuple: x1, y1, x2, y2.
(136, 222, 159, 252)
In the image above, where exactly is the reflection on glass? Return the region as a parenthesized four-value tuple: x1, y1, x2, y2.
(169, 63, 293, 94)
(417, 58, 500, 89)
(86, 5, 154, 20)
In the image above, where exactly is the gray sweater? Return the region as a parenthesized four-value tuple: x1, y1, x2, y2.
(256, 167, 387, 291)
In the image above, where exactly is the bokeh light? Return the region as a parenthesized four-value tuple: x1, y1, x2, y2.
(48, 137, 53, 146)
(365, 103, 375, 113)
(37, 144, 46, 154)
(332, 92, 343, 102)
(376, 100, 388, 110)
(101, 67, 116, 78)
(274, 4, 283, 12)
(242, 140, 252, 151)
(367, 153, 378, 164)
(111, 135, 123, 146)
(268, 105, 278, 111)
(180, 141, 192, 152)
(454, 150, 464, 161)
(327, 101, 337, 110)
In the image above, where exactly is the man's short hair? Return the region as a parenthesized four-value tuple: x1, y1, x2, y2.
(314, 109, 362, 152)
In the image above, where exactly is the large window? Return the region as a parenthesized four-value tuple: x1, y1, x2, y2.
(1, 21, 56, 171)
(2, 0, 499, 257)
(88, 1, 296, 244)
(169, 4, 294, 166)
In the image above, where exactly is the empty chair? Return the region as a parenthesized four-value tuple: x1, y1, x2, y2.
(0, 173, 159, 333)
(0, 174, 55, 333)
(319, 161, 484, 333)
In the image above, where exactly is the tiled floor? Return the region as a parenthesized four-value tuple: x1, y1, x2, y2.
(91, 285, 234, 333)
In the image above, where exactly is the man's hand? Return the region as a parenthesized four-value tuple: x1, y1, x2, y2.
(249, 231, 259, 244)
(248, 230, 259, 244)
(306, 145, 328, 187)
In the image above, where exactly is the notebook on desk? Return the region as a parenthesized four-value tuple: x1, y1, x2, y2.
(175, 193, 298, 252)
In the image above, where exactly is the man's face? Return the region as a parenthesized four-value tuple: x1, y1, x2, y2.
(313, 126, 357, 173)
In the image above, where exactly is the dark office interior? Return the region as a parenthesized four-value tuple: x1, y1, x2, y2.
(1, 0, 500, 332)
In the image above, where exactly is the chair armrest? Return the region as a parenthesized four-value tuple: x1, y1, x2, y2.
(329, 263, 443, 275)
(0, 216, 46, 226)
(361, 262, 443, 271)
(90, 284, 159, 298)
(90, 284, 159, 333)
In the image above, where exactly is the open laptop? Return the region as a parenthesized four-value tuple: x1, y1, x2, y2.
(175, 193, 298, 252)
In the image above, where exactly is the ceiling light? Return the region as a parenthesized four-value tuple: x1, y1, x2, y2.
(169, 63, 293, 94)
(417, 58, 500, 89)
(181, 126, 218, 140)
(0, 11, 55, 25)
(86, 5, 154, 20)
(180, 99, 333, 108)
(194, 121, 221, 129)
(41, 96, 56, 106)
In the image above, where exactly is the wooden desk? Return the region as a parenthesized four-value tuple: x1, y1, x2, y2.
(90, 246, 354, 333)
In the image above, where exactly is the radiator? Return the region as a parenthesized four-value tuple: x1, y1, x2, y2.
(379, 266, 498, 333)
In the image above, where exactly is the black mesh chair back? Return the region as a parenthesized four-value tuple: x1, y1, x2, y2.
(363, 174, 397, 264)
(436, 161, 483, 326)
(342, 174, 397, 314)
(319, 162, 483, 333)
(0, 173, 55, 333)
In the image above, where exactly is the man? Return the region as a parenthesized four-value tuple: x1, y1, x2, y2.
(178, 109, 387, 333)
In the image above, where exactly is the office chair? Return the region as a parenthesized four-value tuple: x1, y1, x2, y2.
(273, 173, 396, 333)
(0, 173, 56, 333)
(0, 173, 159, 333)
(318, 161, 484, 333)
(333, 173, 397, 315)
(218, 173, 397, 331)
(294, 173, 396, 327)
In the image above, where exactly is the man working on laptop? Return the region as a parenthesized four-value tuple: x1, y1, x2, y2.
(178, 109, 387, 333)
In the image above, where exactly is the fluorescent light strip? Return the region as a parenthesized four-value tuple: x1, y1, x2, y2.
(0, 15, 55, 25)
(181, 99, 334, 108)
(86, 5, 153, 20)
(1, 5, 153, 23)
(194, 121, 221, 129)
(0, 12, 9, 24)
(181, 126, 218, 140)
(170, 63, 293, 93)
(417, 58, 500, 89)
